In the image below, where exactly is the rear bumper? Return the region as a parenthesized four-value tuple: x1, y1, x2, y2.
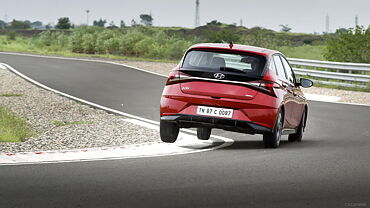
(161, 114, 272, 134)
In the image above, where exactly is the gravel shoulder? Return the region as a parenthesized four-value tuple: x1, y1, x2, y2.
(0, 66, 160, 153)
(115, 59, 370, 106)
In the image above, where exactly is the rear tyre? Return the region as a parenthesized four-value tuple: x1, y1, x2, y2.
(263, 110, 283, 148)
(160, 120, 179, 143)
(288, 110, 306, 142)
(197, 127, 211, 140)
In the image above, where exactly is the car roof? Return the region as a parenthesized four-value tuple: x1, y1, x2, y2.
(189, 43, 280, 57)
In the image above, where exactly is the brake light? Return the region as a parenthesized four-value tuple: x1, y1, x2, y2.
(248, 80, 277, 97)
(166, 71, 191, 85)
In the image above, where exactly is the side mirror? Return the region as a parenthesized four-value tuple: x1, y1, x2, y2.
(298, 78, 313, 88)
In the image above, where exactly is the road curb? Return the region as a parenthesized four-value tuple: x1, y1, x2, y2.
(0, 137, 227, 166)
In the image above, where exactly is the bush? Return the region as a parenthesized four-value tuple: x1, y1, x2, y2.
(6, 30, 16, 40)
(70, 26, 103, 53)
(35, 31, 70, 50)
(165, 39, 193, 59)
(95, 29, 119, 53)
(118, 30, 145, 56)
(81, 33, 96, 54)
(324, 26, 370, 63)
(205, 29, 240, 43)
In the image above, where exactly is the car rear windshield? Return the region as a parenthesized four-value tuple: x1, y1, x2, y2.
(182, 50, 266, 78)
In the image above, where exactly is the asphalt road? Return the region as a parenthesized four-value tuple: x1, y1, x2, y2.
(0, 53, 369, 208)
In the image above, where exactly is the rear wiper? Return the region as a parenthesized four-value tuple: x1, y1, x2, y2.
(220, 67, 246, 73)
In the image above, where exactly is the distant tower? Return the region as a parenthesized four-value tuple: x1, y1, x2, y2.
(86, 10, 90, 25)
(195, 0, 200, 27)
(355, 15, 358, 26)
(325, 14, 329, 33)
(240, 19, 243, 27)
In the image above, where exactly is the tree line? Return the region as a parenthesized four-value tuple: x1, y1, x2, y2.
(0, 15, 368, 63)
(0, 14, 154, 30)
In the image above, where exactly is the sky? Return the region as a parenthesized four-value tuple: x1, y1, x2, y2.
(0, 0, 369, 33)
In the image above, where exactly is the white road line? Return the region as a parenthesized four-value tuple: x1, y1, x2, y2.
(0, 63, 234, 165)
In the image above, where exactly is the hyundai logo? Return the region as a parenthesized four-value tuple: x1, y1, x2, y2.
(214, 73, 225, 79)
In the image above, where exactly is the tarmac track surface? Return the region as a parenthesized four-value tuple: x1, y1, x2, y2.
(0, 53, 369, 208)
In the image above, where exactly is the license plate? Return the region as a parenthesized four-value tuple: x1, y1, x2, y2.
(196, 106, 233, 118)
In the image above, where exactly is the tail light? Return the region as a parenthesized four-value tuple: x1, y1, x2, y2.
(247, 80, 278, 97)
(166, 70, 191, 85)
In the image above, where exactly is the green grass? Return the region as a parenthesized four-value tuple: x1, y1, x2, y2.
(276, 45, 326, 60)
(53, 120, 91, 127)
(0, 36, 177, 63)
(1, 93, 24, 97)
(74, 101, 85, 105)
(0, 106, 33, 142)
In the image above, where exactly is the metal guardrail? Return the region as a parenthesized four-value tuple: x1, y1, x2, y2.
(287, 58, 370, 88)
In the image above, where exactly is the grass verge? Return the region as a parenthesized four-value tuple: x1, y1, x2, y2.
(0, 106, 33, 142)
(1, 93, 24, 97)
(0, 36, 177, 63)
(277, 45, 326, 61)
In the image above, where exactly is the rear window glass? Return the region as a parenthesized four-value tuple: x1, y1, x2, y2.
(182, 50, 266, 77)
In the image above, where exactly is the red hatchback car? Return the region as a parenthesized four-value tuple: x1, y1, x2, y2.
(160, 43, 313, 148)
